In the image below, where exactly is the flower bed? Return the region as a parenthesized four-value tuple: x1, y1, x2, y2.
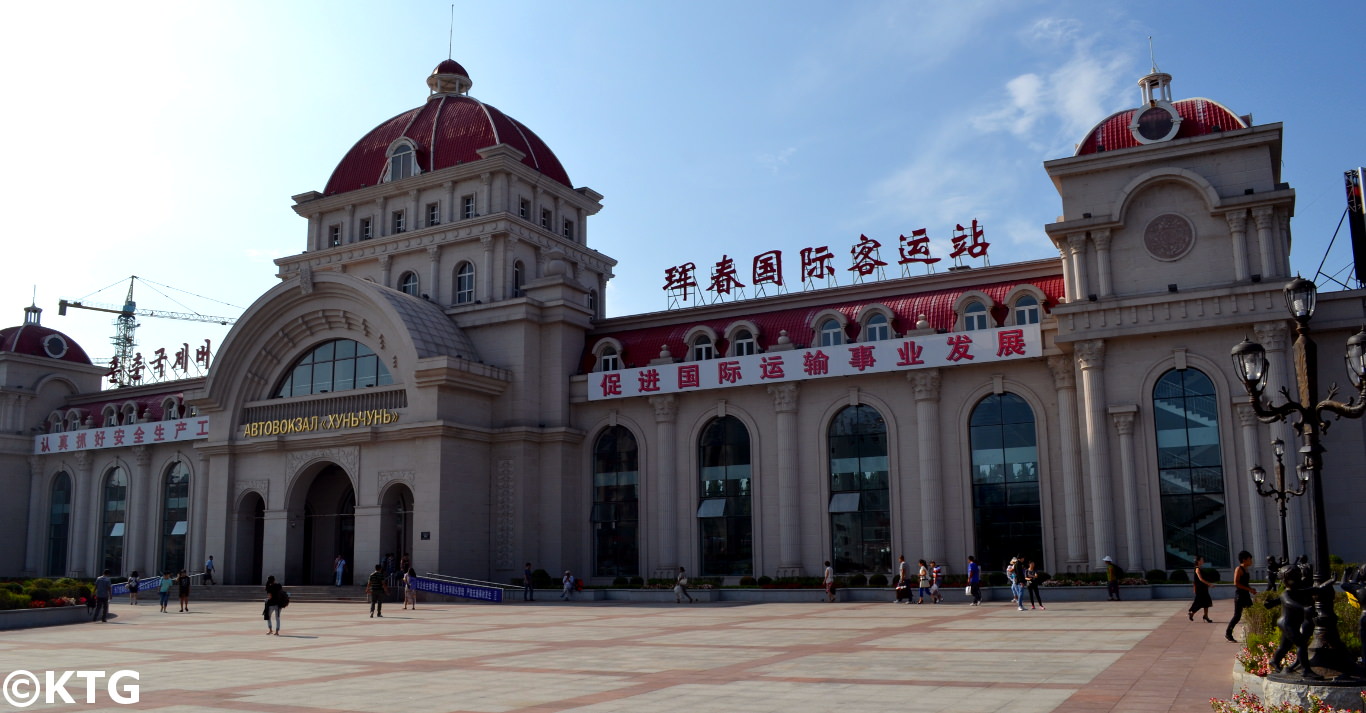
(1211, 688, 1364, 712)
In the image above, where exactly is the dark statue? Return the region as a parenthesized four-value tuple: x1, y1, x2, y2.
(1338, 563, 1366, 675)
(1268, 559, 1328, 678)
(1266, 555, 1286, 592)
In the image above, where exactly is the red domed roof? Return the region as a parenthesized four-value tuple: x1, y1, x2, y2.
(432, 59, 468, 77)
(1076, 98, 1247, 155)
(0, 311, 92, 365)
(324, 95, 572, 196)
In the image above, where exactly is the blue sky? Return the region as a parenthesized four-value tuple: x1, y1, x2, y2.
(4, 1, 1362, 384)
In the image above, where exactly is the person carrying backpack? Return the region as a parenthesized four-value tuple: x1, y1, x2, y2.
(264, 575, 288, 635)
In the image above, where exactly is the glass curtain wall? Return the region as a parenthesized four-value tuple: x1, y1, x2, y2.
(698, 416, 753, 576)
(1153, 369, 1231, 568)
(969, 393, 1042, 570)
(592, 426, 639, 577)
(827, 405, 891, 573)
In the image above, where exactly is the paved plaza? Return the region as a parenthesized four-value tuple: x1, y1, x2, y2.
(0, 597, 1237, 712)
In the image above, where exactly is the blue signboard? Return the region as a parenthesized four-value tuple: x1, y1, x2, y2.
(411, 576, 503, 603)
(110, 577, 162, 596)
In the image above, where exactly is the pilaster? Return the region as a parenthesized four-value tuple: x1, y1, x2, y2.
(1226, 211, 1250, 282)
(769, 383, 803, 577)
(1108, 405, 1142, 570)
(1048, 355, 1087, 564)
(1075, 339, 1115, 567)
(909, 369, 944, 560)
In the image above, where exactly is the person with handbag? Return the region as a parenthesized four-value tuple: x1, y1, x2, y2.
(1187, 556, 1214, 622)
(1025, 561, 1045, 609)
(675, 566, 694, 603)
(966, 555, 981, 606)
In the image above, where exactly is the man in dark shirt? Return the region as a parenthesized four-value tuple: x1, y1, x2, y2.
(93, 569, 112, 622)
(365, 564, 390, 618)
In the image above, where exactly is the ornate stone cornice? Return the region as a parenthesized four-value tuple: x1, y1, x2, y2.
(1075, 339, 1105, 370)
(908, 368, 941, 401)
(286, 446, 359, 480)
(1253, 321, 1290, 352)
(1110, 410, 1136, 435)
(1091, 229, 1112, 251)
(132, 445, 151, 467)
(1047, 355, 1076, 390)
(767, 383, 799, 412)
(1067, 233, 1087, 255)
(235, 479, 269, 506)
(1251, 206, 1275, 229)
(1225, 211, 1247, 233)
(650, 394, 676, 422)
(1234, 402, 1258, 427)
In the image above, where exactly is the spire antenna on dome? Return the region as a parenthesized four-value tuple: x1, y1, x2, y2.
(1148, 36, 1159, 74)
(448, 3, 454, 60)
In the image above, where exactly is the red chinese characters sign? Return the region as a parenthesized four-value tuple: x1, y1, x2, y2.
(588, 324, 1040, 401)
(34, 417, 211, 455)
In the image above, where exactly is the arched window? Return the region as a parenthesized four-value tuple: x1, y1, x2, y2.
(828, 405, 890, 573)
(512, 261, 525, 298)
(592, 426, 639, 577)
(698, 416, 752, 576)
(47, 473, 71, 576)
(731, 330, 757, 356)
(455, 262, 475, 304)
(969, 393, 1042, 570)
(160, 461, 190, 574)
(819, 319, 844, 347)
(386, 143, 416, 182)
(1014, 295, 1041, 325)
(691, 335, 714, 361)
(1154, 368, 1230, 568)
(963, 302, 989, 331)
(100, 466, 129, 576)
(398, 272, 419, 296)
(273, 339, 393, 398)
(863, 313, 890, 342)
(598, 346, 621, 372)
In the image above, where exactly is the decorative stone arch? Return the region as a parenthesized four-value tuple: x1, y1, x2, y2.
(591, 337, 625, 372)
(808, 309, 850, 346)
(1000, 284, 1050, 325)
(682, 401, 766, 575)
(853, 304, 897, 341)
(100, 404, 119, 427)
(1114, 168, 1222, 225)
(952, 290, 998, 331)
(46, 411, 64, 433)
(160, 396, 182, 420)
(120, 401, 139, 424)
(64, 409, 85, 432)
(283, 448, 360, 512)
(582, 414, 650, 577)
(812, 390, 904, 563)
(723, 320, 762, 355)
(682, 325, 719, 361)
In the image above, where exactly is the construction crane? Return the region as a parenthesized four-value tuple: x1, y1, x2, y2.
(58, 276, 239, 387)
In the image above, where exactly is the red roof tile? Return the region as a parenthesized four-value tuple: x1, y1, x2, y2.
(1076, 98, 1247, 155)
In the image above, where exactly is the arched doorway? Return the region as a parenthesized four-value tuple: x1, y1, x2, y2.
(233, 492, 265, 585)
(380, 483, 414, 573)
(292, 465, 355, 585)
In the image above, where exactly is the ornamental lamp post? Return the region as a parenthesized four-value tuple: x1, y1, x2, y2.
(1230, 276, 1366, 679)
(1249, 438, 1308, 568)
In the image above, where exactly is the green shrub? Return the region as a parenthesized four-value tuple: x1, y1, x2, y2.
(629, 576, 644, 588)
(1145, 569, 1167, 583)
(848, 574, 867, 587)
(0, 591, 30, 610)
(2, 582, 21, 594)
(868, 573, 889, 587)
(611, 577, 628, 587)
(738, 576, 757, 586)
(24, 588, 51, 603)
(757, 575, 773, 586)
(1169, 568, 1189, 583)
(28, 579, 54, 590)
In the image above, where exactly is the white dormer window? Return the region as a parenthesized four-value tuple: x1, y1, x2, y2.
(731, 330, 757, 356)
(386, 143, 416, 182)
(863, 313, 890, 342)
(692, 335, 714, 361)
(964, 302, 989, 331)
(599, 346, 621, 372)
(1014, 295, 1040, 325)
(819, 319, 843, 347)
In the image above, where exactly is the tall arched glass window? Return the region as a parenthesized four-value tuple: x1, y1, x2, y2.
(47, 472, 71, 576)
(1154, 368, 1230, 568)
(455, 262, 475, 304)
(698, 416, 752, 576)
(828, 405, 890, 573)
(100, 466, 129, 576)
(819, 319, 844, 347)
(969, 393, 1041, 570)
(274, 339, 393, 398)
(592, 426, 639, 577)
(160, 461, 190, 574)
(398, 272, 419, 296)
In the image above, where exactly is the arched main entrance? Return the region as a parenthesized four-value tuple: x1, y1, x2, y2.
(290, 464, 355, 585)
(380, 483, 414, 572)
(233, 492, 265, 585)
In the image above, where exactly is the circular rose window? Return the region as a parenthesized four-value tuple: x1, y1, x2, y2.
(42, 334, 68, 359)
(1143, 213, 1195, 261)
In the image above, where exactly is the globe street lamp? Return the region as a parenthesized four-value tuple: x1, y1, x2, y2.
(1249, 438, 1308, 569)
(1230, 276, 1366, 679)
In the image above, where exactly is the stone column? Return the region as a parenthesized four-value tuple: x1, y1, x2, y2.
(344, 205, 354, 244)
(769, 383, 802, 576)
(132, 446, 154, 575)
(1277, 213, 1292, 277)
(1226, 211, 1250, 282)
(1108, 405, 1142, 571)
(1253, 321, 1303, 557)
(1252, 207, 1277, 279)
(426, 246, 440, 301)
(480, 172, 492, 215)
(70, 451, 93, 577)
(190, 452, 210, 577)
(650, 395, 678, 575)
(24, 456, 44, 575)
(308, 214, 321, 251)
(1067, 234, 1090, 300)
(1236, 403, 1271, 564)
(375, 197, 387, 237)
(479, 236, 494, 303)
(444, 181, 456, 223)
(1051, 240, 1074, 302)
(1076, 339, 1115, 566)
(378, 255, 392, 288)
(1048, 355, 1087, 564)
(352, 505, 384, 570)
(1092, 229, 1113, 298)
(910, 369, 944, 560)
(262, 508, 290, 585)
(408, 189, 419, 232)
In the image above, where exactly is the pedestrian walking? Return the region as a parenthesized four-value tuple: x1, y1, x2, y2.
(92, 569, 111, 622)
(365, 564, 389, 617)
(676, 566, 695, 603)
(403, 567, 417, 609)
(127, 570, 140, 605)
(560, 570, 574, 601)
(966, 555, 982, 606)
(264, 575, 285, 635)
(1025, 561, 1045, 609)
(1103, 555, 1122, 600)
(523, 562, 535, 601)
(823, 561, 836, 602)
(157, 571, 173, 612)
(917, 559, 931, 604)
(930, 561, 943, 603)
(203, 556, 216, 586)
(1007, 558, 1025, 610)
(176, 570, 191, 612)
(1188, 555, 1214, 622)
(895, 555, 910, 603)
(1226, 551, 1256, 642)
(333, 555, 346, 587)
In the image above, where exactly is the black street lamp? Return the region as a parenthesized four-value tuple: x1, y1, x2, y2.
(1230, 277, 1366, 679)
(1249, 438, 1308, 568)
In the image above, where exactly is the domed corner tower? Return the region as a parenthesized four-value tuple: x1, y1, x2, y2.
(0, 305, 104, 430)
(1042, 66, 1294, 306)
(281, 58, 615, 321)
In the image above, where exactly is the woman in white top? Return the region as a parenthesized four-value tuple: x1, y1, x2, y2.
(402, 567, 417, 609)
(823, 561, 836, 602)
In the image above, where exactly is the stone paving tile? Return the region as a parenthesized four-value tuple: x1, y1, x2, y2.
(648, 626, 870, 647)
(753, 649, 1122, 685)
(487, 644, 780, 674)
(868, 629, 1149, 651)
(560, 681, 1077, 713)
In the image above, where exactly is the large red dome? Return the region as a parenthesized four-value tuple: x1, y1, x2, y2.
(324, 62, 571, 196)
(1076, 98, 1247, 156)
(0, 310, 92, 365)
